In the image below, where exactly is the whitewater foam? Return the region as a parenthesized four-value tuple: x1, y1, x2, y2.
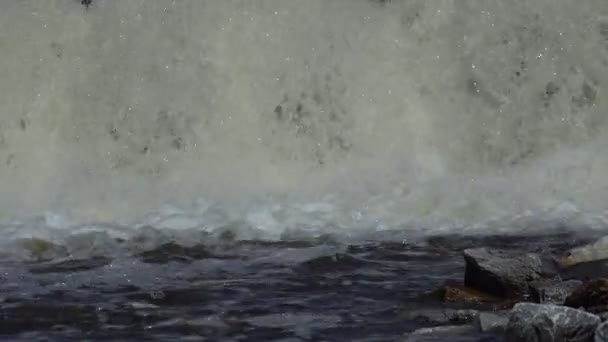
(0, 0, 607, 244)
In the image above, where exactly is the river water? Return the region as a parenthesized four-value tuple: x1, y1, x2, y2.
(1, 0, 608, 340)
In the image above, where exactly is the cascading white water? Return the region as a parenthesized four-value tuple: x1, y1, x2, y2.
(1, 0, 608, 242)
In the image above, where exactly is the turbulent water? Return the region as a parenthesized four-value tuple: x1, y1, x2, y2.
(0, 0, 608, 340)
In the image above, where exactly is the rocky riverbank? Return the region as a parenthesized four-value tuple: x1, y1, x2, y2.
(406, 235, 608, 341)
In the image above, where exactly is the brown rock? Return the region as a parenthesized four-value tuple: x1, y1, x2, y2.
(564, 278, 608, 313)
(440, 285, 498, 305)
(436, 285, 517, 310)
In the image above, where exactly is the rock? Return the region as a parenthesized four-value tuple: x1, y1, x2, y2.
(439, 284, 499, 305)
(597, 321, 608, 341)
(464, 247, 559, 298)
(404, 325, 478, 341)
(529, 279, 583, 304)
(565, 278, 608, 313)
(447, 309, 479, 324)
(476, 311, 510, 333)
(561, 259, 608, 282)
(401, 308, 478, 325)
(505, 303, 600, 342)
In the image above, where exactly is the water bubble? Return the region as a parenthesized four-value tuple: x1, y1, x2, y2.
(150, 290, 165, 300)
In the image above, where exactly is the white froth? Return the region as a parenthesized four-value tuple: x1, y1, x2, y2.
(0, 0, 607, 242)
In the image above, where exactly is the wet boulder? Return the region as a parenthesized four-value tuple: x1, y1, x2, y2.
(463, 247, 558, 298)
(564, 278, 608, 313)
(597, 321, 608, 341)
(505, 303, 600, 342)
(529, 279, 583, 304)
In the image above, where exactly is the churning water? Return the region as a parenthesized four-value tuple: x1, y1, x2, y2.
(2, 0, 608, 241)
(0, 0, 607, 340)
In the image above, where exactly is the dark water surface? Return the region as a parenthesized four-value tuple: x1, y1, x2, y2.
(0, 233, 595, 341)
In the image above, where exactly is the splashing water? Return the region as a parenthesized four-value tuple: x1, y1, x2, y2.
(0, 0, 608, 248)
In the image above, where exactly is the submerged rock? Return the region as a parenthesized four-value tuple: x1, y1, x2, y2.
(564, 278, 608, 313)
(505, 303, 600, 342)
(439, 284, 499, 305)
(464, 247, 558, 298)
(401, 308, 478, 326)
(529, 279, 583, 304)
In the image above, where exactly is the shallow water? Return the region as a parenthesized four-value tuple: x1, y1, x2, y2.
(0, 232, 596, 341)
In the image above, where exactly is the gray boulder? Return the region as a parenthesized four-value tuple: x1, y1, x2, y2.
(464, 247, 558, 298)
(529, 279, 583, 304)
(597, 321, 608, 341)
(506, 303, 600, 342)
